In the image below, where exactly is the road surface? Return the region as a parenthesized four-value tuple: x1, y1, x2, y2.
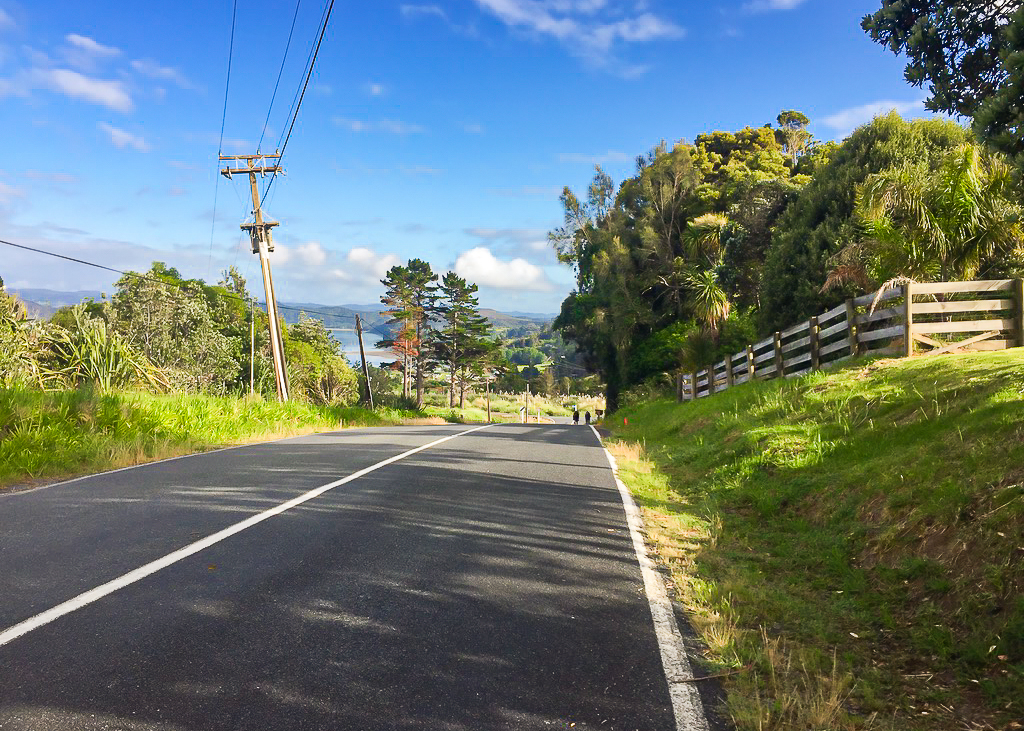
(0, 424, 713, 730)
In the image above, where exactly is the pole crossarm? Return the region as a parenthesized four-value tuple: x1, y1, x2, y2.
(219, 154, 282, 180)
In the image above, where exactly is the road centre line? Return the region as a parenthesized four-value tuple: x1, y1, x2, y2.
(589, 425, 710, 731)
(0, 424, 494, 649)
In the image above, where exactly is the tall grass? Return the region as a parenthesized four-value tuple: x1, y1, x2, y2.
(0, 387, 423, 489)
(609, 351, 1024, 731)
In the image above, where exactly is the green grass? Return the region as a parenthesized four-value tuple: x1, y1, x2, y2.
(608, 351, 1024, 731)
(0, 387, 424, 489)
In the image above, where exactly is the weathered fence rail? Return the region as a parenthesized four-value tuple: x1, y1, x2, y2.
(677, 279, 1024, 401)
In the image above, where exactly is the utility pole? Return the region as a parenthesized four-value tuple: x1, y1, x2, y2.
(355, 315, 374, 409)
(220, 153, 289, 402)
(485, 373, 491, 423)
(249, 298, 255, 397)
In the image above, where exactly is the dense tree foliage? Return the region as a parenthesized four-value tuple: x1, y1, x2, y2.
(550, 109, 1022, 411)
(429, 272, 496, 408)
(826, 144, 1023, 289)
(758, 114, 972, 332)
(863, 1, 1024, 164)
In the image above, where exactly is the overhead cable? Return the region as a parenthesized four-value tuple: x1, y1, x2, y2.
(0, 238, 391, 338)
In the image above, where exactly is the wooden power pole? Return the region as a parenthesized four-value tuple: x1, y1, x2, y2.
(355, 315, 374, 409)
(220, 154, 289, 402)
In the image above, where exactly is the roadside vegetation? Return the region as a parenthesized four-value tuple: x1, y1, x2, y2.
(607, 351, 1024, 730)
(0, 387, 429, 491)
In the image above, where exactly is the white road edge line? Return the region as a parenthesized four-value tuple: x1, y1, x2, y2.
(590, 424, 710, 731)
(0, 424, 495, 649)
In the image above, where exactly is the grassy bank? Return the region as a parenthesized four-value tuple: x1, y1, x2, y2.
(0, 387, 424, 490)
(608, 351, 1024, 730)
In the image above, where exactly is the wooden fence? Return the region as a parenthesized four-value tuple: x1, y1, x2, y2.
(677, 279, 1024, 401)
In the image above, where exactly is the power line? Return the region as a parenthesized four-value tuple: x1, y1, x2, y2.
(217, 0, 239, 159)
(263, 0, 336, 201)
(207, 0, 240, 281)
(0, 238, 391, 338)
(257, 0, 303, 155)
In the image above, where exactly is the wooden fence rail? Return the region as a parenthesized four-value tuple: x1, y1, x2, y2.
(677, 279, 1024, 402)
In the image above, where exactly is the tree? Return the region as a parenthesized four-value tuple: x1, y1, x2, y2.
(109, 264, 236, 393)
(824, 144, 1023, 289)
(286, 313, 359, 405)
(429, 272, 494, 408)
(863, 1, 1024, 163)
(862, 1, 1017, 119)
(758, 113, 972, 333)
(378, 259, 437, 409)
(775, 110, 812, 165)
(379, 264, 416, 400)
(972, 8, 1024, 166)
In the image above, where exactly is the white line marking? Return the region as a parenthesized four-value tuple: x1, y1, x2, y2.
(590, 424, 710, 731)
(0, 424, 494, 648)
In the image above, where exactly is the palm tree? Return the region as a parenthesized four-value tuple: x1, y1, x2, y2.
(825, 144, 1023, 291)
(685, 267, 731, 342)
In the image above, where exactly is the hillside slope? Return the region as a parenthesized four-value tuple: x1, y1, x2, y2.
(609, 351, 1024, 731)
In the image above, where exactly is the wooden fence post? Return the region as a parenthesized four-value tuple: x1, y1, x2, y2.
(691, 371, 698, 400)
(809, 316, 820, 370)
(773, 332, 784, 379)
(845, 299, 858, 358)
(903, 282, 915, 357)
(726, 355, 734, 387)
(1014, 278, 1024, 348)
(747, 345, 755, 380)
(676, 372, 683, 403)
(708, 365, 716, 395)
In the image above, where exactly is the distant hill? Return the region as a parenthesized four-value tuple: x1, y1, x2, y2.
(10, 288, 104, 308)
(6, 288, 554, 335)
(13, 297, 57, 320)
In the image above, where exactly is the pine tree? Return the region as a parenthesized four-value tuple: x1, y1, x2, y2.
(430, 272, 494, 408)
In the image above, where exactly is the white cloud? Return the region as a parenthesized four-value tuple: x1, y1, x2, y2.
(24, 170, 77, 184)
(0, 180, 24, 202)
(131, 58, 192, 89)
(557, 150, 632, 164)
(470, 0, 683, 67)
(0, 9, 14, 28)
(822, 99, 927, 138)
(45, 68, 133, 111)
(275, 241, 328, 267)
(401, 5, 449, 20)
(98, 122, 151, 152)
(345, 247, 402, 278)
(367, 82, 386, 96)
(333, 117, 425, 134)
(742, 0, 808, 10)
(465, 227, 553, 263)
(184, 132, 255, 152)
(461, 122, 485, 134)
(455, 246, 553, 291)
(65, 34, 120, 57)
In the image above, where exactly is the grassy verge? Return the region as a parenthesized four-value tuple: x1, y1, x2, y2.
(0, 387, 425, 490)
(608, 351, 1024, 730)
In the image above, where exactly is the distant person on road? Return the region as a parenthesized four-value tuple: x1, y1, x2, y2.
(572, 409, 580, 425)
(584, 411, 591, 425)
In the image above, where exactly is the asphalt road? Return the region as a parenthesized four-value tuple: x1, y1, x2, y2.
(0, 424, 712, 731)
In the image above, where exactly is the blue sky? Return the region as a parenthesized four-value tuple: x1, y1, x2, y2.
(0, 0, 949, 313)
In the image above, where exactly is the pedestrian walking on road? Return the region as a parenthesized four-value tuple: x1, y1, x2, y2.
(572, 409, 580, 425)
(584, 411, 591, 425)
